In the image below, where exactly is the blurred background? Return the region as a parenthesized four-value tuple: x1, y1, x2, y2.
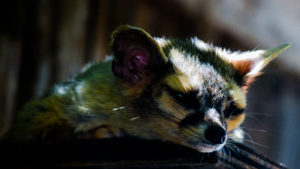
(0, 0, 299, 168)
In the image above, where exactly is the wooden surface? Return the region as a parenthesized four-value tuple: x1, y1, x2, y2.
(0, 138, 223, 169)
(0, 137, 288, 169)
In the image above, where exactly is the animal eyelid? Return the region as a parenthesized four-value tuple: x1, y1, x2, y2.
(165, 86, 200, 109)
(224, 102, 245, 118)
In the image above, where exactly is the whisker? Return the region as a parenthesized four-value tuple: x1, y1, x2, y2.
(225, 146, 232, 161)
(243, 138, 269, 148)
(226, 141, 240, 154)
(235, 142, 288, 169)
(220, 148, 227, 160)
(240, 127, 267, 133)
(225, 140, 287, 168)
(245, 114, 260, 120)
(242, 131, 258, 149)
(246, 113, 274, 117)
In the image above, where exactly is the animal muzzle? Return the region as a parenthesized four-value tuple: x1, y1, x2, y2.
(204, 125, 226, 145)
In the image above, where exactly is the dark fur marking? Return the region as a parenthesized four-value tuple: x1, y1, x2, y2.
(162, 39, 244, 86)
(166, 86, 200, 110)
(179, 112, 205, 128)
(224, 101, 245, 118)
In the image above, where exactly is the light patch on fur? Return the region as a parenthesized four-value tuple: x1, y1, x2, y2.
(103, 55, 113, 62)
(196, 143, 225, 153)
(165, 74, 194, 92)
(75, 82, 85, 94)
(154, 37, 169, 48)
(192, 37, 265, 62)
(57, 86, 66, 95)
(228, 127, 244, 143)
(191, 37, 211, 51)
(229, 85, 246, 109)
(81, 62, 95, 73)
(168, 48, 226, 99)
(204, 108, 221, 125)
(112, 106, 125, 111)
(78, 105, 90, 112)
(54, 85, 69, 95)
(215, 48, 265, 62)
(81, 56, 112, 73)
(246, 60, 264, 77)
(130, 116, 140, 121)
(227, 113, 245, 132)
(191, 37, 269, 79)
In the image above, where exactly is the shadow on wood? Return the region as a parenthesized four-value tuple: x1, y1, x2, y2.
(0, 137, 222, 169)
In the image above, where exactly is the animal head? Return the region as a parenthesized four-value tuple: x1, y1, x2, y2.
(111, 25, 289, 152)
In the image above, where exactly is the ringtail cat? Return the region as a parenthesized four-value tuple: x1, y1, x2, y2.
(5, 25, 289, 153)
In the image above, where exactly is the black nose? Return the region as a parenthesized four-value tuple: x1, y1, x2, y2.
(205, 126, 226, 144)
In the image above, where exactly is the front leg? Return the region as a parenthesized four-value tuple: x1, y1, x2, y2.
(92, 125, 123, 139)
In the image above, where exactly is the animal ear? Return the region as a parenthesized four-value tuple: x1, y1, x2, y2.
(111, 25, 167, 85)
(228, 44, 290, 90)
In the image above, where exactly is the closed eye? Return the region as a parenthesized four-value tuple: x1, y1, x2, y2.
(166, 86, 200, 109)
(224, 102, 244, 118)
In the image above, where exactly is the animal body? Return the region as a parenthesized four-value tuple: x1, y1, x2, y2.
(5, 25, 289, 153)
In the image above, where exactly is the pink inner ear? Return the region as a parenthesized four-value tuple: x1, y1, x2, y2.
(127, 46, 150, 73)
(113, 44, 151, 84)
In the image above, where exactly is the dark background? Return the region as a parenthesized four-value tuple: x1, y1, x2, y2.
(1, 0, 299, 168)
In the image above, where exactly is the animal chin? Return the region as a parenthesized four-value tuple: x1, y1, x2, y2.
(195, 142, 226, 153)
